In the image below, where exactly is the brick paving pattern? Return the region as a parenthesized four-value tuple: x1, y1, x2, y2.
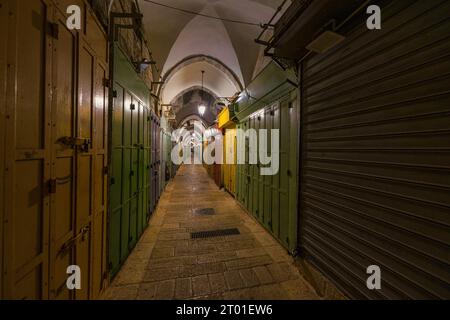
(102, 165, 319, 300)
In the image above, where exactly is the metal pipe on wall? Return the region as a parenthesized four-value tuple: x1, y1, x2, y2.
(108, 0, 115, 16)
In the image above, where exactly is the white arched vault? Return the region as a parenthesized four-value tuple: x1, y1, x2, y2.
(137, 0, 291, 124)
(162, 5, 244, 85)
(138, 0, 288, 84)
(161, 60, 240, 105)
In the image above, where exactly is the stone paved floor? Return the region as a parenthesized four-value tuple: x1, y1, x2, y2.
(102, 165, 319, 300)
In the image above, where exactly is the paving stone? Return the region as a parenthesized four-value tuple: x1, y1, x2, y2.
(222, 288, 255, 300)
(155, 280, 176, 300)
(180, 262, 226, 277)
(253, 231, 279, 247)
(151, 247, 175, 259)
(236, 247, 267, 259)
(224, 270, 245, 290)
(137, 282, 158, 300)
(251, 284, 291, 300)
(239, 268, 260, 288)
(216, 240, 258, 251)
(192, 275, 211, 297)
(208, 273, 228, 294)
(264, 245, 292, 262)
(175, 244, 216, 256)
(112, 264, 146, 285)
(158, 232, 190, 241)
(280, 279, 320, 300)
(278, 261, 300, 279)
(154, 240, 181, 248)
(225, 255, 273, 270)
(102, 285, 139, 300)
(175, 278, 193, 300)
(147, 256, 197, 269)
(253, 266, 275, 285)
(267, 262, 298, 283)
(197, 251, 237, 264)
(105, 165, 317, 301)
(143, 267, 179, 282)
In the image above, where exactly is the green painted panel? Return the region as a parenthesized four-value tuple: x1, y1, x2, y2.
(112, 86, 124, 148)
(120, 204, 130, 262)
(272, 104, 281, 239)
(110, 149, 123, 211)
(109, 209, 121, 276)
(123, 150, 131, 202)
(129, 198, 137, 248)
(131, 150, 138, 194)
(235, 85, 298, 253)
(109, 43, 153, 277)
(233, 62, 297, 121)
(124, 93, 132, 146)
(114, 45, 150, 107)
(137, 192, 144, 236)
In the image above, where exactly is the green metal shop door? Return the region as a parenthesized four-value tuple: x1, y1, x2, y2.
(109, 46, 152, 277)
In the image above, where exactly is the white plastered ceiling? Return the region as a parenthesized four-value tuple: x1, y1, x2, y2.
(161, 61, 238, 104)
(138, 0, 289, 111)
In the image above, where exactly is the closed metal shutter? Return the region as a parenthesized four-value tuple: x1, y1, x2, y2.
(300, 0, 450, 299)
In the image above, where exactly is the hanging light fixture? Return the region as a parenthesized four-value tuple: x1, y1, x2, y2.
(198, 70, 206, 116)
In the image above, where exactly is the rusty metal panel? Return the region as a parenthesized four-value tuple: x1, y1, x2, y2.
(75, 39, 95, 301)
(2, 0, 52, 299)
(0, 0, 8, 298)
(91, 58, 108, 299)
(300, 0, 450, 299)
(2, 0, 108, 300)
(49, 9, 77, 300)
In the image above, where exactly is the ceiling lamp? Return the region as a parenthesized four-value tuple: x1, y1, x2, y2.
(198, 70, 206, 116)
(198, 105, 206, 116)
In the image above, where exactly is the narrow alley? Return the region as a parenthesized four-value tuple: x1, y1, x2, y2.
(103, 165, 319, 300)
(1, 0, 449, 302)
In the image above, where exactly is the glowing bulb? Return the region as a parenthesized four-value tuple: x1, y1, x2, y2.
(198, 105, 206, 116)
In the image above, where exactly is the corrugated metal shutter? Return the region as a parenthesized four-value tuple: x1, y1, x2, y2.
(299, 0, 450, 299)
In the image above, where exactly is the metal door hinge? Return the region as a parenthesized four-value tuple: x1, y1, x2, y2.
(130, 103, 136, 110)
(112, 90, 118, 98)
(49, 179, 57, 194)
(103, 166, 109, 175)
(47, 22, 59, 39)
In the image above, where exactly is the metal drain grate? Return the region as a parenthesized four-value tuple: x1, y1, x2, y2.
(193, 208, 216, 216)
(191, 228, 240, 239)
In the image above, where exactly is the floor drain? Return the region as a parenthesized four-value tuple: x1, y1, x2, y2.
(191, 228, 240, 239)
(193, 208, 216, 216)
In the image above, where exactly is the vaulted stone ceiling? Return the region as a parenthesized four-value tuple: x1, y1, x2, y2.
(137, 0, 290, 123)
